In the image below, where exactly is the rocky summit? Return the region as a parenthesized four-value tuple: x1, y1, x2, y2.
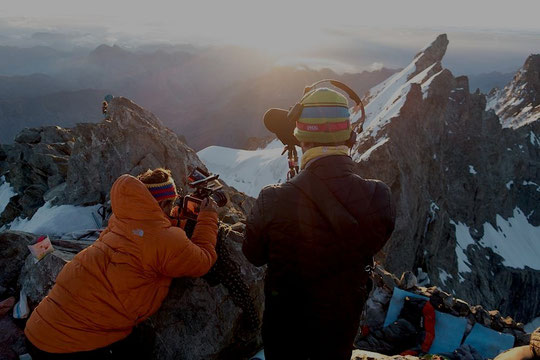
(351, 34, 540, 323)
(487, 54, 540, 129)
(0, 97, 259, 359)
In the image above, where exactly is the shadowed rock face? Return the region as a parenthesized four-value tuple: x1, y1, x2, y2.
(0, 99, 263, 359)
(0, 97, 254, 226)
(353, 35, 540, 323)
(7, 228, 265, 360)
(487, 54, 540, 129)
(59, 97, 204, 206)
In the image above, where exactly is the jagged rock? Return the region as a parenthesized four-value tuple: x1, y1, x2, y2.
(18, 250, 73, 308)
(0, 197, 22, 225)
(0, 297, 15, 317)
(222, 212, 241, 225)
(6, 226, 264, 359)
(398, 271, 417, 289)
(453, 299, 471, 317)
(19, 184, 47, 218)
(372, 266, 399, 291)
(363, 287, 393, 330)
(488, 54, 540, 128)
(0, 315, 26, 360)
(353, 34, 540, 323)
(59, 97, 205, 206)
(127, 228, 265, 359)
(43, 182, 67, 202)
(39, 126, 74, 144)
(411, 34, 449, 78)
(471, 305, 492, 327)
(14, 128, 41, 144)
(0, 231, 36, 297)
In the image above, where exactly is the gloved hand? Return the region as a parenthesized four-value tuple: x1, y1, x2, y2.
(201, 198, 217, 213)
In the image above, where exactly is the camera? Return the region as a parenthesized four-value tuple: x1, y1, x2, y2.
(180, 167, 228, 220)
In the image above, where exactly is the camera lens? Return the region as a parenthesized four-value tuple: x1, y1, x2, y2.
(211, 191, 228, 207)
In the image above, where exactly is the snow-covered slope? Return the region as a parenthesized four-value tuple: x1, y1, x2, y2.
(352, 34, 448, 138)
(9, 201, 101, 237)
(487, 54, 540, 128)
(197, 140, 297, 197)
(0, 176, 16, 215)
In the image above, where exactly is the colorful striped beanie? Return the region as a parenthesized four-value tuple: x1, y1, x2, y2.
(294, 88, 352, 144)
(145, 179, 177, 202)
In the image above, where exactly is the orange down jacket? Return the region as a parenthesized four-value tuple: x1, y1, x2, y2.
(25, 174, 218, 353)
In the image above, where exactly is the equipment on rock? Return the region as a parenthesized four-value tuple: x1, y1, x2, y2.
(263, 79, 366, 179)
(174, 170, 260, 332)
(179, 167, 228, 220)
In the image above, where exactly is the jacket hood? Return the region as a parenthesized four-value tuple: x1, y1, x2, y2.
(110, 174, 170, 223)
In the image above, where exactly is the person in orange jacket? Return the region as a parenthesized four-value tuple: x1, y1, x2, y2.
(24, 168, 218, 359)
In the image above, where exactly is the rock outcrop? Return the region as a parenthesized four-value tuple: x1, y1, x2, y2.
(487, 54, 540, 128)
(0, 231, 36, 299)
(0, 97, 254, 229)
(0, 99, 263, 359)
(352, 35, 540, 323)
(3, 228, 265, 360)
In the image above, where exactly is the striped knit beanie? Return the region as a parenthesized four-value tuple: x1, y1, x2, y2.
(145, 179, 177, 202)
(294, 88, 352, 144)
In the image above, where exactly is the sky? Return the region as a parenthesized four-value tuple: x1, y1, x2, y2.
(1, 0, 539, 74)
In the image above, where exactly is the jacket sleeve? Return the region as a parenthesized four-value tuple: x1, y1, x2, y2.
(242, 187, 271, 267)
(365, 181, 396, 256)
(150, 211, 218, 278)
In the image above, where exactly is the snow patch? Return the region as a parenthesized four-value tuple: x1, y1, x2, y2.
(531, 131, 540, 146)
(10, 201, 101, 237)
(505, 181, 514, 190)
(523, 181, 540, 192)
(429, 202, 439, 217)
(0, 177, 16, 215)
(198, 140, 299, 198)
(355, 137, 389, 162)
(479, 208, 540, 270)
(450, 220, 475, 277)
(421, 70, 444, 99)
(452, 209, 540, 273)
(438, 269, 452, 286)
(355, 61, 438, 137)
(468, 165, 477, 175)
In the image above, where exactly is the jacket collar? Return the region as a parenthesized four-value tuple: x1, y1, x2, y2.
(304, 154, 355, 179)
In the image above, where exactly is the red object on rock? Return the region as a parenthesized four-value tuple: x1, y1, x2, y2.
(360, 325, 370, 337)
(421, 301, 436, 352)
(401, 350, 419, 356)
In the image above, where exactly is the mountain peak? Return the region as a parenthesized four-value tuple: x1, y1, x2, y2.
(487, 53, 540, 128)
(412, 33, 449, 77)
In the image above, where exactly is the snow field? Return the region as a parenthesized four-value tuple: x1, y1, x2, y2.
(10, 201, 101, 237)
(451, 208, 540, 276)
(198, 140, 300, 198)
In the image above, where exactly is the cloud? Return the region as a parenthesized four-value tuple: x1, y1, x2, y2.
(368, 62, 384, 71)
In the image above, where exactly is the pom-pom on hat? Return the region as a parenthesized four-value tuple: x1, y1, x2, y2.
(293, 88, 352, 144)
(145, 179, 177, 202)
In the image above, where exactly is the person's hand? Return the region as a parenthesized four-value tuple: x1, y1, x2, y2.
(170, 205, 180, 218)
(200, 198, 217, 213)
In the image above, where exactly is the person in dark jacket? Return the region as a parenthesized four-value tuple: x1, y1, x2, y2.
(242, 87, 396, 360)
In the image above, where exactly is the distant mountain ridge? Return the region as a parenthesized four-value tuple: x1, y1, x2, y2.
(0, 43, 398, 147)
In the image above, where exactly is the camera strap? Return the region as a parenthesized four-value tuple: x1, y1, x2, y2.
(281, 144, 299, 180)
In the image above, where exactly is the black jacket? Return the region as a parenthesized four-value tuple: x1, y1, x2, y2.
(243, 154, 395, 322)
